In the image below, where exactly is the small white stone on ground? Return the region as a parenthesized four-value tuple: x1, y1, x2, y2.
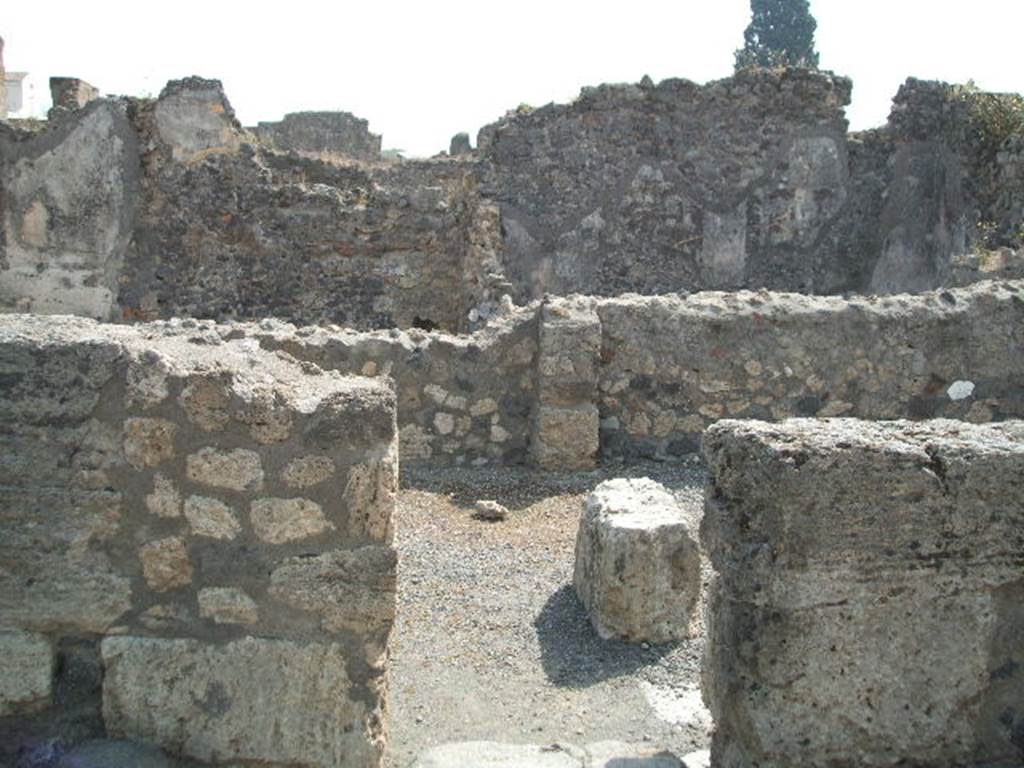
(473, 500, 509, 521)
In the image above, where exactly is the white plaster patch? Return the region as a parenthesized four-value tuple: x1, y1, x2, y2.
(947, 380, 975, 401)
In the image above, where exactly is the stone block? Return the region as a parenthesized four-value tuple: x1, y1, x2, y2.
(269, 546, 397, 663)
(573, 478, 701, 643)
(197, 587, 258, 625)
(250, 497, 332, 543)
(0, 630, 53, 715)
(102, 635, 384, 767)
(533, 405, 599, 470)
(139, 537, 193, 592)
(186, 447, 264, 492)
(411, 741, 684, 768)
(701, 418, 1024, 768)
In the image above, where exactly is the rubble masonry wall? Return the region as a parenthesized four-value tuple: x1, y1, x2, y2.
(3, 72, 1023, 332)
(0, 315, 398, 768)
(187, 279, 1024, 470)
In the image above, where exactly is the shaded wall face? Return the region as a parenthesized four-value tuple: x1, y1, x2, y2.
(113, 80, 493, 331)
(478, 70, 858, 298)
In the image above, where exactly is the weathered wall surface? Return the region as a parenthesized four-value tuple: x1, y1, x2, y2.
(0, 78, 500, 332)
(253, 305, 538, 467)
(115, 78, 497, 331)
(0, 315, 397, 767)
(478, 72, 1022, 301)
(2, 71, 1022, 330)
(0, 100, 139, 319)
(254, 111, 382, 162)
(154, 280, 1023, 470)
(596, 279, 1024, 461)
(701, 418, 1024, 767)
(479, 69, 857, 298)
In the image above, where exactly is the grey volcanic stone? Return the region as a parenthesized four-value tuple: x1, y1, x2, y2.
(449, 132, 472, 156)
(57, 739, 170, 768)
(574, 478, 701, 643)
(701, 418, 1024, 768)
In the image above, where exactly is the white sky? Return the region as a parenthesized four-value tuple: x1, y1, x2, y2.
(4, 1, 1023, 157)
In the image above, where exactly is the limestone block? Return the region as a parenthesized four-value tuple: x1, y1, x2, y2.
(411, 741, 684, 768)
(198, 587, 258, 625)
(0, 631, 53, 715)
(145, 474, 181, 518)
(537, 300, 601, 406)
(0, 487, 132, 634)
(139, 537, 193, 592)
(178, 376, 230, 431)
(154, 79, 241, 163)
(250, 497, 332, 544)
(573, 478, 701, 643)
(122, 418, 176, 469)
(102, 636, 384, 767)
(183, 495, 240, 540)
(282, 454, 335, 488)
(412, 742, 582, 768)
(533, 405, 599, 470)
(269, 546, 397, 662)
(237, 393, 293, 444)
(186, 447, 263, 492)
(701, 418, 1024, 768)
(343, 450, 397, 542)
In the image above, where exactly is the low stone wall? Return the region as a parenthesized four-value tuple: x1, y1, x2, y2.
(252, 305, 538, 467)
(597, 279, 1024, 461)
(0, 315, 397, 767)
(149, 279, 1022, 470)
(700, 418, 1024, 767)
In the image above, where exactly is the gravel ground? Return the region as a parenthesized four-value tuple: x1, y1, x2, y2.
(385, 458, 712, 768)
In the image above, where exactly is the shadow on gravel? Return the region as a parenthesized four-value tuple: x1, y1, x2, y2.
(534, 585, 677, 689)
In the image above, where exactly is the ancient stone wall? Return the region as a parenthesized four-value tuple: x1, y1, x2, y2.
(596, 280, 1024, 461)
(116, 79, 496, 332)
(133, 280, 1023, 470)
(476, 73, 1022, 301)
(254, 111, 382, 162)
(0, 100, 140, 319)
(0, 78, 499, 332)
(0, 315, 398, 767)
(701, 418, 1024, 767)
(252, 305, 538, 467)
(3, 70, 1022, 332)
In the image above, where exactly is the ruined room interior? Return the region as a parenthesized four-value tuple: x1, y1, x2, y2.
(1, 8, 1023, 768)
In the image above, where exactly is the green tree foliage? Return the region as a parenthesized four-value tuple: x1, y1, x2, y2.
(735, 0, 820, 71)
